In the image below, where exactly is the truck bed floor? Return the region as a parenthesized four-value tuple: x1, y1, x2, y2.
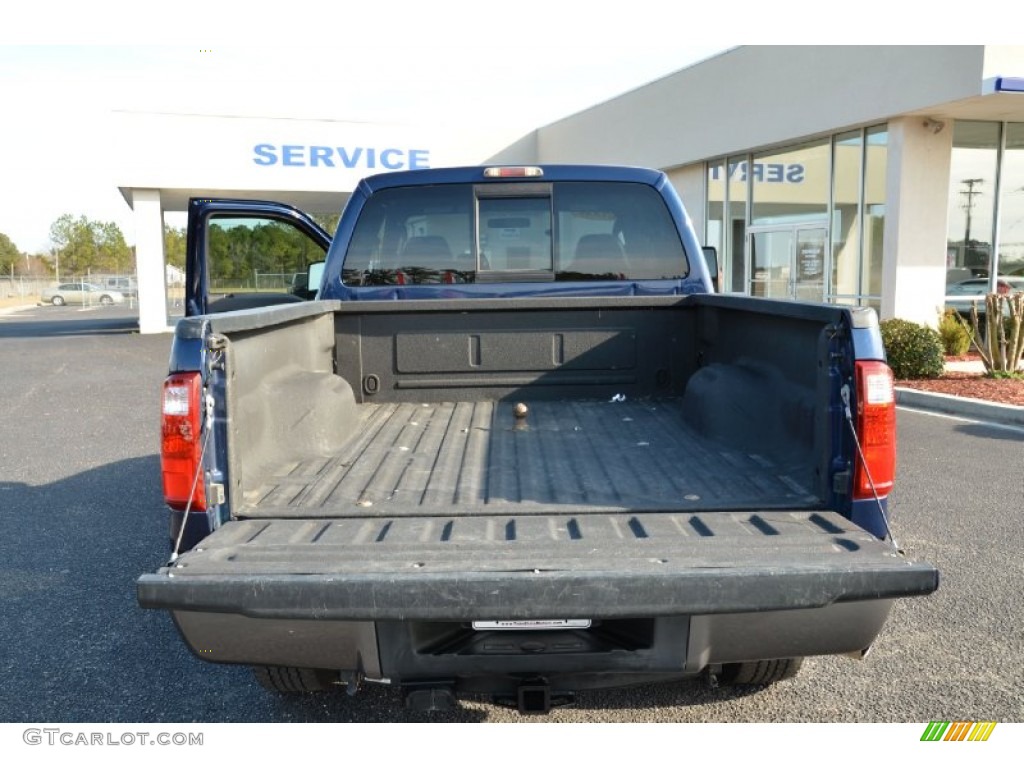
(243, 399, 819, 518)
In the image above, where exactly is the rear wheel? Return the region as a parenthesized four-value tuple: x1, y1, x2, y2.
(51, 295, 65, 306)
(252, 666, 337, 693)
(718, 657, 803, 686)
(99, 294, 114, 306)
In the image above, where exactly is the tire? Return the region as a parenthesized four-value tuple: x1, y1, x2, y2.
(51, 295, 65, 306)
(718, 657, 803, 686)
(99, 295, 114, 306)
(252, 666, 336, 693)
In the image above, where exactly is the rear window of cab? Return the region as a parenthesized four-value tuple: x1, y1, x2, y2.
(341, 182, 688, 285)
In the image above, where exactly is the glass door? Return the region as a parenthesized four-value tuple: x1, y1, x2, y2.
(794, 227, 826, 302)
(749, 225, 827, 301)
(750, 230, 792, 298)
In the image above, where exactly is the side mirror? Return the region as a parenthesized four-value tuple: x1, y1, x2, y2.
(702, 246, 720, 293)
(307, 261, 326, 297)
(289, 261, 326, 300)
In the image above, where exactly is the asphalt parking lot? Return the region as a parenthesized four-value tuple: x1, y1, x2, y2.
(0, 304, 1022, 723)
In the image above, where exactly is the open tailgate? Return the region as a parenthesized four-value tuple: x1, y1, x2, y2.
(137, 510, 938, 620)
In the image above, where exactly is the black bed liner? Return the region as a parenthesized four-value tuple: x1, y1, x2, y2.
(142, 296, 939, 625)
(242, 398, 819, 518)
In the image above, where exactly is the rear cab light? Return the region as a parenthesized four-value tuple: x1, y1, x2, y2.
(161, 372, 206, 512)
(852, 361, 896, 500)
(483, 166, 543, 178)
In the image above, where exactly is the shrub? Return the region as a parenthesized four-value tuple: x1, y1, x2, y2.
(879, 318, 944, 380)
(937, 310, 971, 356)
(955, 293, 1024, 376)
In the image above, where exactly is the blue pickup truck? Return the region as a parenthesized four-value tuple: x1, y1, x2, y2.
(138, 165, 937, 714)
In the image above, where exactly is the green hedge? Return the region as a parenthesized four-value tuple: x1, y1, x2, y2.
(880, 319, 944, 380)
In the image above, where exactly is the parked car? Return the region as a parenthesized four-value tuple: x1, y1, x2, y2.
(102, 276, 138, 298)
(945, 277, 1024, 320)
(41, 282, 125, 306)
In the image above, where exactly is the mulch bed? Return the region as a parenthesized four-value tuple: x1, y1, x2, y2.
(896, 369, 1024, 407)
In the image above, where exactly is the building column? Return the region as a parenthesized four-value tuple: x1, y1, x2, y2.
(132, 188, 170, 334)
(881, 116, 954, 326)
(667, 164, 707, 243)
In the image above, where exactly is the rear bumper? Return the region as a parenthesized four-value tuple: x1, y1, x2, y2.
(163, 600, 896, 688)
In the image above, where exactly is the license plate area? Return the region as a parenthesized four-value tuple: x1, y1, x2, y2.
(403, 619, 656, 659)
(380, 618, 682, 680)
(472, 619, 592, 631)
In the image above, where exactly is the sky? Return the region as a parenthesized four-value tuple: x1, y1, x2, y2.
(0, 1, 1004, 255)
(0, 2, 737, 254)
(0, 41, 731, 253)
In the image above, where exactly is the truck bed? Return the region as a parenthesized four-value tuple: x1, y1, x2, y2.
(242, 397, 819, 518)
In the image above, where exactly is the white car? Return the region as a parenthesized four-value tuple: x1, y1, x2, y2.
(41, 282, 126, 306)
(946, 277, 1024, 320)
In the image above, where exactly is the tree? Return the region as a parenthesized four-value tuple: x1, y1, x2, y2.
(312, 213, 340, 236)
(24, 253, 53, 277)
(49, 214, 95, 276)
(0, 231, 21, 276)
(96, 221, 132, 274)
(48, 214, 132, 276)
(164, 225, 186, 270)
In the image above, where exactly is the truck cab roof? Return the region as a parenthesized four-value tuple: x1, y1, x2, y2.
(358, 164, 669, 192)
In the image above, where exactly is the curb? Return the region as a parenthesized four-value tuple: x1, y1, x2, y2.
(896, 387, 1024, 427)
(0, 304, 38, 316)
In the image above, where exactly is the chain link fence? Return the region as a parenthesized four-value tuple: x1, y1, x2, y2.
(1, 276, 51, 301)
(208, 271, 297, 294)
(3, 274, 185, 315)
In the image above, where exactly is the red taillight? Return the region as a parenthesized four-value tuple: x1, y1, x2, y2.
(161, 372, 206, 512)
(853, 361, 896, 499)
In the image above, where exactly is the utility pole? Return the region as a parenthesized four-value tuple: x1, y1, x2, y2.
(960, 178, 984, 269)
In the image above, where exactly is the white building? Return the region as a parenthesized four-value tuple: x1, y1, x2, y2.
(116, 113, 486, 332)
(120, 45, 1024, 332)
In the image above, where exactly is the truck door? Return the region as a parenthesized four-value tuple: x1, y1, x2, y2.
(186, 198, 332, 316)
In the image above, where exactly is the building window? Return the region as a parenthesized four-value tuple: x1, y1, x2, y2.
(706, 159, 725, 285)
(998, 123, 1024, 277)
(751, 139, 829, 226)
(705, 156, 748, 292)
(946, 121, 1000, 286)
(830, 130, 862, 298)
(945, 120, 1024, 290)
(861, 125, 887, 301)
(726, 154, 748, 292)
(707, 127, 886, 306)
